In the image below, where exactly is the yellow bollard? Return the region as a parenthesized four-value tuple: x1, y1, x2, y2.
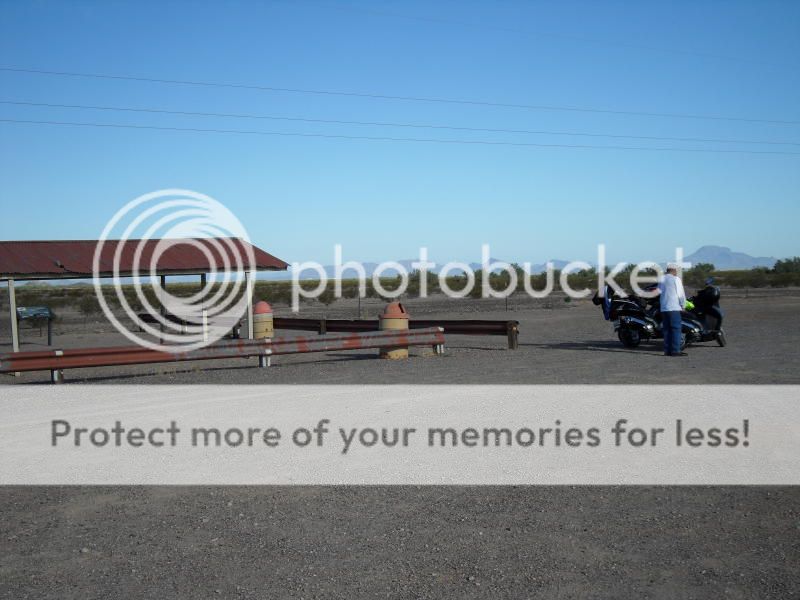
(379, 301, 410, 359)
(253, 301, 274, 339)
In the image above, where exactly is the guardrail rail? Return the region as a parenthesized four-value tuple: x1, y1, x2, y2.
(273, 318, 519, 349)
(0, 327, 445, 383)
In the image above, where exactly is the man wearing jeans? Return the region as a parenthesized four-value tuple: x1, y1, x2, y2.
(658, 264, 687, 357)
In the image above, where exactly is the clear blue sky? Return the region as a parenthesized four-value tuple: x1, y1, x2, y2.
(1, 0, 798, 266)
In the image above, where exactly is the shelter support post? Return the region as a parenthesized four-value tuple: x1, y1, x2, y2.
(200, 273, 208, 342)
(245, 271, 254, 340)
(159, 274, 167, 344)
(7, 278, 19, 353)
(7, 278, 19, 376)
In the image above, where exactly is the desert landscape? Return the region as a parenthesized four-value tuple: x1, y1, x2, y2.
(2, 1, 799, 596)
(3, 287, 799, 385)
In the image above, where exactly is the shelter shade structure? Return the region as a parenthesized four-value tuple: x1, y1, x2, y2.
(0, 239, 288, 354)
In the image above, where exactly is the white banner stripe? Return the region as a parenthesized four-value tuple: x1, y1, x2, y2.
(0, 385, 796, 485)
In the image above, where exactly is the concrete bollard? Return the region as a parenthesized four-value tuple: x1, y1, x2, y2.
(253, 302, 273, 369)
(253, 301, 274, 340)
(379, 301, 410, 359)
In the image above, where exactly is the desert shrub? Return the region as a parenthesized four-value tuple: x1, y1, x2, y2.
(406, 269, 439, 298)
(773, 257, 800, 274)
(339, 279, 362, 299)
(77, 295, 101, 322)
(684, 263, 716, 288)
(461, 269, 484, 298)
(317, 286, 337, 306)
(771, 271, 800, 287)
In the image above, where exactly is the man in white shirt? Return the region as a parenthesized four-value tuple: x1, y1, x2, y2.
(657, 264, 687, 356)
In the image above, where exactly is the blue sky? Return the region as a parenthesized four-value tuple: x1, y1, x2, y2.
(0, 0, 798, 266)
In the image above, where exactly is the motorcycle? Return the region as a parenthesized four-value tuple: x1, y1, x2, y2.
(686, 278, 727, 347)
(592, 281, 725, 349)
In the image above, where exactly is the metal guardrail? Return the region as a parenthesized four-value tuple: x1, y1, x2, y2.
(0, 328, 445, 383)
(136, 312, 243, 338)
(273, 318, 519, 349)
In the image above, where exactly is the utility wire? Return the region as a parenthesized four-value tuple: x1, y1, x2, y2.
(3, 99, 798, 147)
(1, 66, 798, 126)
(1, 117, 798, 155)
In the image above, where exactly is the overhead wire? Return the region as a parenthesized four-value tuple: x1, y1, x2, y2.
(1, 117, 798, 155)
(1, 66, 798, 126)
(2, 100, 797, 147)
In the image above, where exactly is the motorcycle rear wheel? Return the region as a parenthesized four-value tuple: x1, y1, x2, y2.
(618, 329, 641, 348)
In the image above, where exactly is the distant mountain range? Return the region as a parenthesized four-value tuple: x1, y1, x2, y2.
(262, 258, 573, 280)
(28, 246, 779, 285)
(683, 246, 776, 270)
(263, 246, 778, 280)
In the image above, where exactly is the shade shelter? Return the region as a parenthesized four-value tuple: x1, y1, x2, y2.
(0, 239, 289, 353)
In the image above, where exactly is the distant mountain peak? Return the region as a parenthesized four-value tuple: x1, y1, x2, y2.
(685, 245, 776, 270)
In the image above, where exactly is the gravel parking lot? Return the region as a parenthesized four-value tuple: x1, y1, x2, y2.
(1, 292, 798, 598)
(3, 292, 799, 384)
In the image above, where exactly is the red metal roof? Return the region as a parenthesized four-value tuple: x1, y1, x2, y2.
(0, 239, 289, 279)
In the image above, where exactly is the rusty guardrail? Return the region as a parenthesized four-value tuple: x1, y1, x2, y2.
(0, 328, 445, 383)
(273, 318, 519, 349)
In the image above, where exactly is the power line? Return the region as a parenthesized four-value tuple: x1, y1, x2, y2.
(1, 117, 798, 155)
(3, 99, 798, 147)
(2, 66, 798, 126)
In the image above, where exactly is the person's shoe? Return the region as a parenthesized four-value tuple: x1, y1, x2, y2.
(664, 352, 673, 356)
(672, 352, 689, 357)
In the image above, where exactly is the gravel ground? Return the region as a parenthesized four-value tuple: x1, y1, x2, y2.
(1, 292, 798, 598)
(1, 486, 798, 599)
(3, 293, 799, 384)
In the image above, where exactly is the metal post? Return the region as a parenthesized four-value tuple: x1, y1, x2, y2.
(159, 274, 167, 344)
(245, 271, 254, 340)
(507, 322, 519, 350)
(8, 279, 19, 353)
(200, 273, 208, 342)
(47, 317, 53, 346)
(7, 279, 20, 377)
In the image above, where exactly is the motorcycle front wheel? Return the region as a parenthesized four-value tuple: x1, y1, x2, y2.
(618, 329, 641, 348)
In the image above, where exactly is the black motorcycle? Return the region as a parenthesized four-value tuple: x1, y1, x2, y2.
(686, 279, 727, 347)
(592, 282, 724, 349)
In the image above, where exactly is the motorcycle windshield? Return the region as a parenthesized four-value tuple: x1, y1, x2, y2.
(602, 290, 612, 320)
